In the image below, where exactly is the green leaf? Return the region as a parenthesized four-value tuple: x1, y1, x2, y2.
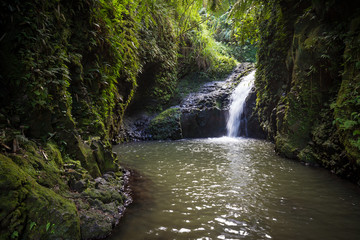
(51, 224, 56, 234)
(341, 120, 357, 130)
(11, 231, 18, 239)
(356, 61, 360, 70)
(29, 221, 36, 230)
(46, 222, 51, 232)
(353, 130, 360, 136)
(330, 102, 337, 109)
(350, 139, 360, 150)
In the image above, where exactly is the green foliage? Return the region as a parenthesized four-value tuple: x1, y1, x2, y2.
(0, 0, 159, 142)
(0, 154, 81, 239)
(1, 0, 256, 138)
(72, 0, 150, 140)
(228, 0, 271, 44)
(136, 2, 179, 111)
(0, 0, 261, 141)
(207, 8, 257, 62)
(11, 231, 18, 239)
(334, 91, 360, 151)
(46, 222, 55, 233)
(126, 0, 249, 112)
(29, 221, 36, 231)
(332, 16, 360, 161)
(167, 0, 203, 39)
(184, 22, 238, 76)
(254, 1, 291, 140)
(153, 0, 241, 79)
(251, 0, 360, 183)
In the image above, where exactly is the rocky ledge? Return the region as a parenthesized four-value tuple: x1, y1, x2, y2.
(179, 63, 254, 138)
(124, 63, 265, 140)
(69, 169, 132, 239)
(0, 134, 131, 240)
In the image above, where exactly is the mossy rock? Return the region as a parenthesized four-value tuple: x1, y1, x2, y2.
(74, 136, 102, 178)
(90, 140, 117, 174)
(45, 142, 64, 167)
(8, 138, 68, 192)
(274, 134, 299, 159)
(147, 108, 182, 140)
(297, 145, 319, 165)
(0, 154, 81, 240)
(66, 135, 118, 178)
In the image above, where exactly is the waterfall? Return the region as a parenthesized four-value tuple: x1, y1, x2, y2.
(226, 70, 255, 137)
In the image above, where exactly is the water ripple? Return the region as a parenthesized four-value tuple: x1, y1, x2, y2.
(111, 138, 360, 240)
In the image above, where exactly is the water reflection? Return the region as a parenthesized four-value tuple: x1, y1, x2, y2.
(110, 138, 360, 240)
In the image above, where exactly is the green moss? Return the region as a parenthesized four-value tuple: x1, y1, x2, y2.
(148, 108, 182, 140)
(24, 184, 80, 240)
(82, 188, 123, 205)
(0, 154, 81, 240)
(298, 146, 319, 165)
(333, 16, 360, 165)
(5, 139, 69, 193)
(274, 134, 299, 159)
(76, 138, 101, 178)
(255, 0, 360, 183)
(45, 142, 64, 166)
(255, 1, 292, 140)
(90, 140, 117, 174)
(0, 155, 27, 190)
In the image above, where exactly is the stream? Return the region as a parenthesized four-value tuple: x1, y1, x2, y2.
(111, 137, 360, 240)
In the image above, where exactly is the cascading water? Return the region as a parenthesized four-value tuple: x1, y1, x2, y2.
(226, 70, 255, 137)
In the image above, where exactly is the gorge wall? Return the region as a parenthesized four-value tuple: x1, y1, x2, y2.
(255, 0, 360, 184)
(0, 0, 178, 239)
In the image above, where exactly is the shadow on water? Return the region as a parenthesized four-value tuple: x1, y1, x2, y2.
(108, 167, 155, 239)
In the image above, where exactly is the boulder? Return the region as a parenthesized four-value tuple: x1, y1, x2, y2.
(147, 108, 182, 140)
(181, 109, 226, 138)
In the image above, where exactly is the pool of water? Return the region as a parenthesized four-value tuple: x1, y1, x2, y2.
(110, 137, 360, 240)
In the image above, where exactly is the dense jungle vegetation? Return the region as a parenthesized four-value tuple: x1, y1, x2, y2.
(0, 0, 359, 239)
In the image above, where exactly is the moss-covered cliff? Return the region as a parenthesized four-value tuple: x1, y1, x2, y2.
(0, 0, 245, 238)
(255, 0, 360, 183)
(0, 0, 164, 238)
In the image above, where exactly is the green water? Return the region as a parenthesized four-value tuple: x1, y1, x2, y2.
(111, 137, 360, 240)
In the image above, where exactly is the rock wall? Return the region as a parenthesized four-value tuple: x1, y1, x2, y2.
(244, 89, 267, 139)
(256, 0, 360, 183)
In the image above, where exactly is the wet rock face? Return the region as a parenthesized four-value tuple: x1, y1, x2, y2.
(243, 89, 266, 139)
(180, 63, 265, 139)
(121, 113, 153, 141)
(179, 64, 250, 138)
(253, 0, 360, 183)
(180, 64, 253, 112)
(179, 80, 230, 138)
(181, 109, 227, 138)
